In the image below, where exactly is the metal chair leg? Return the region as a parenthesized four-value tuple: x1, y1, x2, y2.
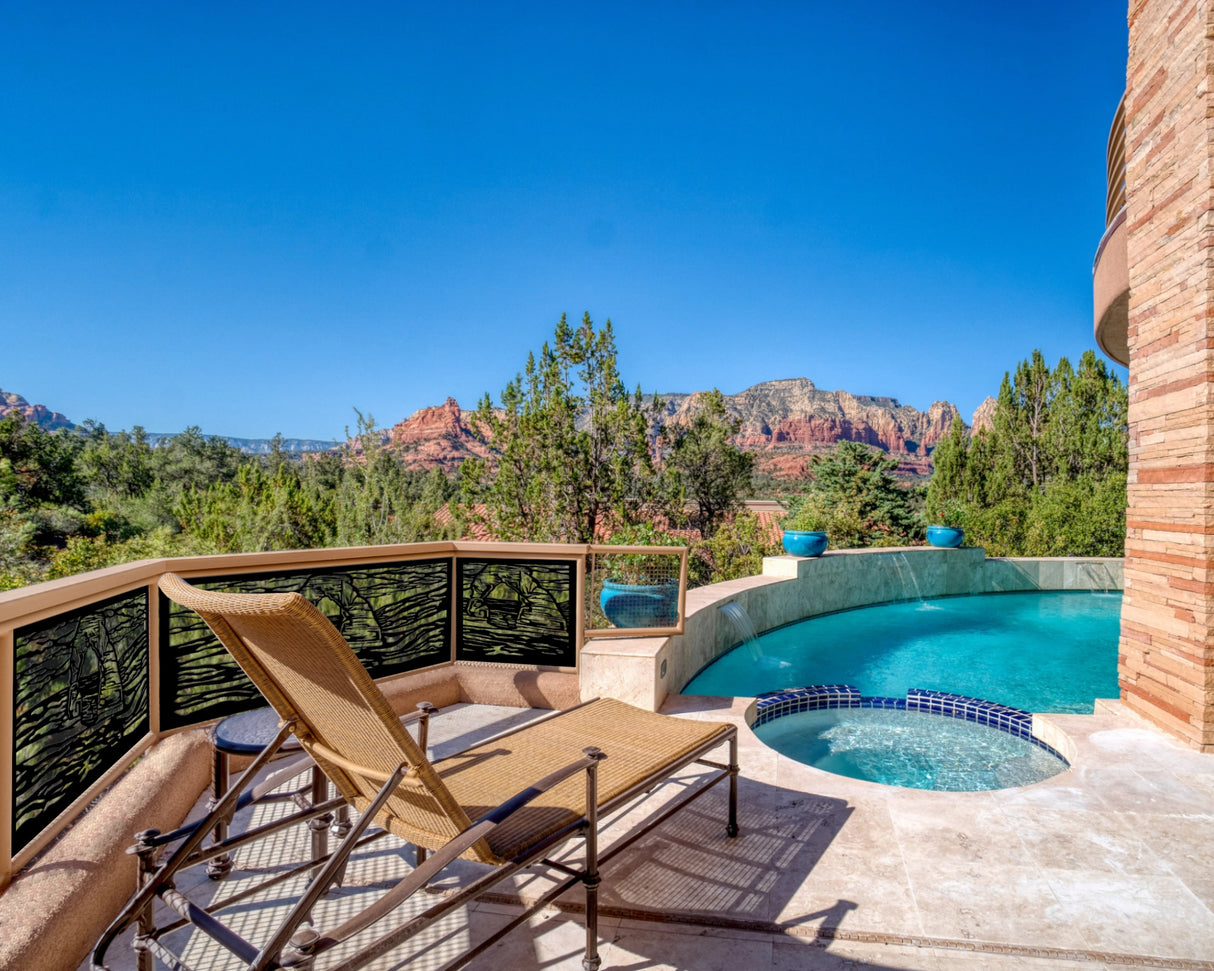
(581, 747, 607, 971)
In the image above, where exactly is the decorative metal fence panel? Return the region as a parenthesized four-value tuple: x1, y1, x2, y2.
(12, 589, 149, 855)
(456, 558, 576, 666)
(160, 560, 453, 729)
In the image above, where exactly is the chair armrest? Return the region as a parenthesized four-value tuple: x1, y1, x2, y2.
(476, 747, 605, 827)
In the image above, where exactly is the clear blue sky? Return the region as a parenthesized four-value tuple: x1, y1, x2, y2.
(2, 1, 1128, 441)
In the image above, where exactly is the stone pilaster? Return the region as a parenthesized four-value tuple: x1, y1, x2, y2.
(1121, 0, 1214, 749)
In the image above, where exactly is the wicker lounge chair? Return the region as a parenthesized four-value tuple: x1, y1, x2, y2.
(93, 573, 739, 971)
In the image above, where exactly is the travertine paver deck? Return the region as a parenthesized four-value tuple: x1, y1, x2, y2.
(88, 698, 1214, 971)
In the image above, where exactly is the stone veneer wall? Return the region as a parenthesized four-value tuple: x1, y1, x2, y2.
(579, 548, 1124, 712)
(1121, 0, 1214, 750)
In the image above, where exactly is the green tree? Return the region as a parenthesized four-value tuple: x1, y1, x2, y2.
(175, 463, 331, 553)
(993, 349, 1053, 494)
(664, 389, 754, 538)
(332, 412, 459, 546)
(463, 313, 666, 542)
(689, 510, 782, 586)
(151, 426, 247, 497)
(0, 412, 86, 510)
(77, 422, 154, 499)
(783, 441, 921, 548)
(925, 349, 1128, 557)
(924, 417, 969, 523)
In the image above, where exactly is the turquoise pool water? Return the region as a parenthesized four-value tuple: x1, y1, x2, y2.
(684, 591, 1122, 713)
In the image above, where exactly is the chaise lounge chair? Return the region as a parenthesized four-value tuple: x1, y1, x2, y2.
(92, 573, 739, 971)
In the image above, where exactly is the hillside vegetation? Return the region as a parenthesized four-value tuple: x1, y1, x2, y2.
(1, 323, 1127, 591)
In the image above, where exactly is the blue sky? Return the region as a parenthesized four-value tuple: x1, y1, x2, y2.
(2, 1, 1128, 441)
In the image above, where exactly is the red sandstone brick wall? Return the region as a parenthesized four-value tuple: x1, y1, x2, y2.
(1122, 0, 1214, 749)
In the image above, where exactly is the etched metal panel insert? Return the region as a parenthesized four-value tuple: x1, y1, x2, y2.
(161, 560, 452, 729)
(13, 589, 149, 854)
(457, 558, 576, 666)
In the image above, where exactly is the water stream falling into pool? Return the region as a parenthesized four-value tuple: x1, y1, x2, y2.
(718, 601, 759, 644)
(888, 552, 924, 602)
(717, 601, 790, 673)
(1077, 562, 1115, 595)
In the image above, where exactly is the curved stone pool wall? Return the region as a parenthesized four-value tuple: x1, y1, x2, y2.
(578, 547, 1124, 712)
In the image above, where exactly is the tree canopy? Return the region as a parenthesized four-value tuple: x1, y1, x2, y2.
(781, 440, 922, 548)
(0, 410, 460, 590)
(462, 313, 668, 543)
(924, 349, 1127, 556)
(663, 389, 754, 539)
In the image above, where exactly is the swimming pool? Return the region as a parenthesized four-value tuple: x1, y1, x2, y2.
(684, 591, 1122, 713)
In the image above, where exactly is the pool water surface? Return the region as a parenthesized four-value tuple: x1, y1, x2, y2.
(685, 591, 1121, 713)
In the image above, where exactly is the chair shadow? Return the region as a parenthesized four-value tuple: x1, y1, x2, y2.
(140, 703, 892, 971)
(404, 769, 878, 970)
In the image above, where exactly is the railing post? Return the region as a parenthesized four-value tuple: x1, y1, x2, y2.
(575, 548, 588, 660)
(448, 553, 458, 664)
(0, 629, 13, 891)
(147, 580, 161, 737)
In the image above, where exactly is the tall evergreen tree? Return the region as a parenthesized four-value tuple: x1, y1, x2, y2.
(785, 440, 921, 548)
(664, 389, 754, 538)
(463, 313, 666, 543)
(925, 349, 1128, 557)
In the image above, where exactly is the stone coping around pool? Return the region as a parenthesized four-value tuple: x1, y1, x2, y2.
(578, 547, 1124, 712)
(748, 684, 1071, 765)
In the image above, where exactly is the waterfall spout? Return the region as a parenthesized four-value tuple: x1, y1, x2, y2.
(1077, 562, 1115, 595)
(719, 601, 759, 646)
(888, 552, 924, 603)
(718, 601, 790, 671)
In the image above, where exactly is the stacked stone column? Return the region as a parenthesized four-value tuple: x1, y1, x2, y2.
(1121, 0, 1214, 749)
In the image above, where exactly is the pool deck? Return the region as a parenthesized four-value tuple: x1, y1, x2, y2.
(89, 697, 1214, 971)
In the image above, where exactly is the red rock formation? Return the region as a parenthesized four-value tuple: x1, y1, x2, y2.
(663, 379, 963, 479)
(0, 390, 75, 431)
(970, 396, 997, 434)
(384, 398, 492, 472)
(359, 380, 968, 481)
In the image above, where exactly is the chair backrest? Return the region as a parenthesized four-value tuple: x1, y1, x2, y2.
(158, 573, 485, 856)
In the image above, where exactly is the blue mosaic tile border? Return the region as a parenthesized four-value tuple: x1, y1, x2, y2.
(752, 685, 1069, 764)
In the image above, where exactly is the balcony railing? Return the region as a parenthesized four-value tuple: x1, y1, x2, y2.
(1094, 91, 1130, 367)
(0, 540, 686, 888)
(1105, 91, 1126, 227)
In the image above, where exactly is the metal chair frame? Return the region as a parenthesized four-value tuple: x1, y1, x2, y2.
(91, 576, 738, 971)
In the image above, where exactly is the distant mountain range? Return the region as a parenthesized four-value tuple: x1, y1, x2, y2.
(139, 432, 340, 454)
(2, 379, 978, 479)
(0, 390, 337, 453)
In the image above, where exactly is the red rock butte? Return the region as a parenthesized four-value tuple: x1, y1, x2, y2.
(383, 379, 965, 479)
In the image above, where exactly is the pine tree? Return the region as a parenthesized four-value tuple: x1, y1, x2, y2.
(925, 349, 1128, 557)
(463, 313, 667, 543)
(664, 389, 754, 538)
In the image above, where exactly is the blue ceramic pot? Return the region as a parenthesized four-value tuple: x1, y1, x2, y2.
(926, 525, 965, 548)
(600, 578, 679, 628)
(782, 530, 828, 557)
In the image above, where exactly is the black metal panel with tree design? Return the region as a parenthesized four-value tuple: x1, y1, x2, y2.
(456, 558, 576, 666)
(160, 560, 452, 729)
(13, 589, 149, 854)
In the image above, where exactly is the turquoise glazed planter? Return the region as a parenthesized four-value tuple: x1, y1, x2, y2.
(926, 525, 965, 548)
(782, 530, 828, 557)
(600, 578, 679, 628)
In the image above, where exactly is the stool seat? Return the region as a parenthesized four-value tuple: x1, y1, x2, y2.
(214, 706, 301, 756)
